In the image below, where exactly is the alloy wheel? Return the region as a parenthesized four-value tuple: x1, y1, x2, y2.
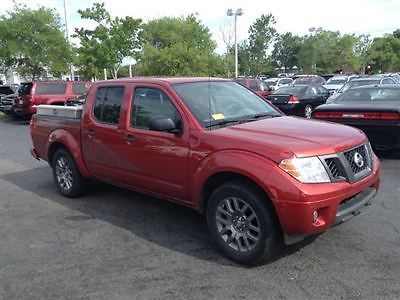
(55, 156, 73, 191)
(215, 197, 261, 252)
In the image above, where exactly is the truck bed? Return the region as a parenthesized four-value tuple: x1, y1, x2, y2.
(30, 109, 82, 163)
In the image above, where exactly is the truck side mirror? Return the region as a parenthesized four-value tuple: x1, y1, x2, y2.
(149, 116, 181, 133)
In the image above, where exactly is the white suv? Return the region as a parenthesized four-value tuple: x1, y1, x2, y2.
(264, 77, 293, 91)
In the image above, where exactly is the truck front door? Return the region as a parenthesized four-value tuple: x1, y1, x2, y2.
(119, 85, 190, 204)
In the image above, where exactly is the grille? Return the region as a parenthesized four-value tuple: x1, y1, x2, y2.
(325, 157, 346, 179)
(0, 98, 13, 105)
(343, 145, 369, 174)
(320, 143, 372, 183)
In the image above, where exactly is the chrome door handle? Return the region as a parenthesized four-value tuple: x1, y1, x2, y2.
(122, 134, 135, 144)
(86, 129, 95, 138)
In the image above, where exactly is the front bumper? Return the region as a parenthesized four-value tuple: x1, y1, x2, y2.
(0, 104, 12, 112)
(266, 153, 380, 242)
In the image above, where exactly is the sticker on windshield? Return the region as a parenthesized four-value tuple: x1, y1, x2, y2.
(212, 113, 225, 120)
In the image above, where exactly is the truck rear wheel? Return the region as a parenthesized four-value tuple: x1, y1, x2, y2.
(52, 148, 89, 198)
(207, 180, 281, 265)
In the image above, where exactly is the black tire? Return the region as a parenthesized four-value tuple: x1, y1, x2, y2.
(304, 104, 313, 119)
(52, 148, 89, 198)
(206, 180, 282, 265)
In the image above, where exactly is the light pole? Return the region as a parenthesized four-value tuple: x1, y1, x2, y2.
(63, 0, 74, 80)
(227, 8, 243, 78)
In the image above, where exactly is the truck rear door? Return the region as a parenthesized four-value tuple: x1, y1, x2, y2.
(81, 83, 128, 183)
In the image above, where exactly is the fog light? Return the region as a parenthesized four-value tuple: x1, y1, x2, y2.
(313, 211, 319, 223)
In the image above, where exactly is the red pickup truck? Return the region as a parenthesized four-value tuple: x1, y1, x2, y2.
(30, 78, 380, 265)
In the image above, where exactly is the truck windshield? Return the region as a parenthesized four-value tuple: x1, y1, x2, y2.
(173, 81, 281, 129)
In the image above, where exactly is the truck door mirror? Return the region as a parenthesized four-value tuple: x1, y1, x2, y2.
(149, 116, 181, 133)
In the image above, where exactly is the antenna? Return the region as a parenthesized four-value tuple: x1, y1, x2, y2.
(208, 75, 211, 131)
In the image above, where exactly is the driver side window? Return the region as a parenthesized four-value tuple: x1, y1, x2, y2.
(131, 87, 181, 130)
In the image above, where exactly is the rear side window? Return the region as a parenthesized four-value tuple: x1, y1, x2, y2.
(131, 87, 180, 130)
(93, 86, 124, 125)
(236, 79, 246, 86)
(72, 83, 87, 95)
(249, 80, 259, 90)
(36, 83, 67, 95)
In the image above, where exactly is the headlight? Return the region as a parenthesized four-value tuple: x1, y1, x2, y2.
(279, 157, 331, 183)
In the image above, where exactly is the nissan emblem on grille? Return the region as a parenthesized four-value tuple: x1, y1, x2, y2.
(353, 152, 364, 168)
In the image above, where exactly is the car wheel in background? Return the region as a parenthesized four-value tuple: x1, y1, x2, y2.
(304, 105, 313, 119)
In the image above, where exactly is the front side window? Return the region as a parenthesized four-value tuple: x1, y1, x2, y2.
(131, 87, 180, 130)
(93, 86, 124, 125)
(382, 78, 394, 84)
(36, 83, 67, 95)
(280, 79, 293, 84)
(18, 83, 33, 96)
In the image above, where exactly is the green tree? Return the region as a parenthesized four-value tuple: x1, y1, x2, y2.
(367, 32, 400, 73)
(297, 30, 362, 74)
(0, 3, 70, 79)
(354, 34, 372, 74)
(247, 14, 277, 75)
(138, 15, 219, 76)
(271, 33, 301, 72)
(74, 2, 142, 79)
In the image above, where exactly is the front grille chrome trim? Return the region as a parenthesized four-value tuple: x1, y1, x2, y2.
(319, 143, 373, 184)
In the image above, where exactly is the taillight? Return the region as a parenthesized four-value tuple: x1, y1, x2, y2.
(288, 96, 299, 104)
(313, 111, 400, 120)
(368, 112, 400, 120)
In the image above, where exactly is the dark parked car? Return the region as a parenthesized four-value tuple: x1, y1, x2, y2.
(293, 75, 327, 85)
(234, 77, 272, 98)
(327, 76, 397, 102)
(267, 85, 330, 118)
(313, 85, 400, 150)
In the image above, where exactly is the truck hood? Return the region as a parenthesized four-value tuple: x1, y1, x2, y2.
(211, 116, 367, 162)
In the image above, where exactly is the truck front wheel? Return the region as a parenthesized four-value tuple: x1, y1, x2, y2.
(52, 148, 89, 198)
(207, 180, 281, 265)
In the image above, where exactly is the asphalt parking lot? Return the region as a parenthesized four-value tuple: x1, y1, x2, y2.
(1, 115, 399, 299)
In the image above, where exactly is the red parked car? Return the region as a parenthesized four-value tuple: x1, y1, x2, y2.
(30, 78, 380, 265)
(13, 81, 91, 118)
(234, 77, 272, 98)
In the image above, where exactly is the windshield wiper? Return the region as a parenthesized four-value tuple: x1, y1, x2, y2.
(243, 112, 281, 121)
(253, 112, 279, 118)
(205, 119, 242, 128)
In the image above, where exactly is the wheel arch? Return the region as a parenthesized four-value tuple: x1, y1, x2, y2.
(192, 150, 278, 218)
(46, 129, 92, 179)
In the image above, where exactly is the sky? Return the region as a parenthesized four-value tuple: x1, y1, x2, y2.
(1, 0, 399, 54)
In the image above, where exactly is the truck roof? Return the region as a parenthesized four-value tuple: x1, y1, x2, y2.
(93, 77, 230, 85)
